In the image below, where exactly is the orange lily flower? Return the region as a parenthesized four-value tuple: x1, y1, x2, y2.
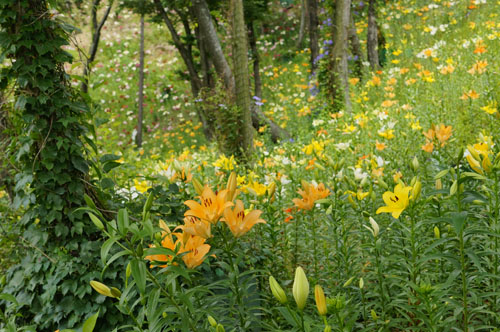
(181, 235, 211, 269)
(145, 220, 178, 268)
(184, 185, 233, 224)
(435, 124, 452, 146)
(175, 216, 212, 239)
(221, 200, 266, 238)
(292, 182, 330, 211)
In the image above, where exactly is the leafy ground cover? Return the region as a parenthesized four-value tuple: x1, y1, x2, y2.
(1, 0, 500, 331)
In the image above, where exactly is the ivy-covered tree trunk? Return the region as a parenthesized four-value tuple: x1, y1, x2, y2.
(0, 1, 123, 329)
(231, 0, 254, 161)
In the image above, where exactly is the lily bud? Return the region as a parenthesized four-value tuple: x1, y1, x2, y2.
(434, 226, 440, 239)
(192, 178, 204, 196)
(216, 324, 225, 332)
(337, 158, 345, 169)
(347, 195, 358, 209)
(226, 172, 237, 201)
(411, 180, 421, 200)
(371, 309, 378, 321)
(267, 182, 276, 200)
(435, 178, 442, 190)
(411, 156, 419, 171)
(343, 276, 355, 287)
(269, 276, 287, 304)
(467, 145, 480, 161)
(126, 262, 132, 279)
(359, 278, 364, 289)
(314, 285, 327, 316)
(292, 266, 309, 310)
(377, 177, 388, 189)
(466, 154, 483, 174)
(90, 280, 114, 298)
(450, 180, 458, 195)
(88, 213, 104, 230)
(369, 217, 379, 237)
(110, 287, 122, 299)
(456, 147, 464, 165)
(482, 155, 492, 173)
(360, 176, 369, 187)
(207, 315, 217, 327)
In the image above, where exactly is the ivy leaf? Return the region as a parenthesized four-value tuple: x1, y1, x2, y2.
(71, 156, 89, 173)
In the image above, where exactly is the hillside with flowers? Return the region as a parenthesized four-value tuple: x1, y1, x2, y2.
(0, 0, 500, 331)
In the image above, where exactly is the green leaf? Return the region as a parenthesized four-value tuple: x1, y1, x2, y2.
(117, 209, 129, 235)
(131, 259, 147, 294)
(100, 154, 122, 163)
(144, 247, 176, 258)
(103, 161, 121, 173)
(82, 311, 99, 332)
(449, 212, 468, 234)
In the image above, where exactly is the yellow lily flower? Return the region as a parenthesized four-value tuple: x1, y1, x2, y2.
(376, 183, 412, 219)
(134, 179, 150, 193)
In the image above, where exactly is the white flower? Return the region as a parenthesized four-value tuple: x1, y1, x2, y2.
(312, 119, 325, 127)
(335, 142, 350, 150)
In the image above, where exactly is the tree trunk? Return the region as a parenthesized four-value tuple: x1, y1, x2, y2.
(192, 0, 290, 145)
(296, 0, 307, 49)
(330, 0, 352, 113)
(349, 13, 364, 78)
(248, 22, 262, 99)
(136, 13, 144, 147)
(367, 0, 380, 70)
(307, 0, 319, 71)
(192, 0, 235, 94)
(231, 0, 253, 160)
(81, 0, 113, 93)
(251, 105, 291, 143)
(153, 0, 202, 96)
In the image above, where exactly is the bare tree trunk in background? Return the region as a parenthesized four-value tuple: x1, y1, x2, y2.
(81, 0, 113, 93)
(307, 0, 319, 71)
(136, 13, 144, 148)
(192, 0, 235, 94)
(192, 0, 290, 144)
(231, 0, 254, 160)
(153, 0, 202, 95)
(196, 25, 214, 89)
(296, 0, 307, 49)
(330, 0, 352, 113)
(248, 22, 262, 99)
(367, 0, 380, 70)
(349, 13, 364, 78)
